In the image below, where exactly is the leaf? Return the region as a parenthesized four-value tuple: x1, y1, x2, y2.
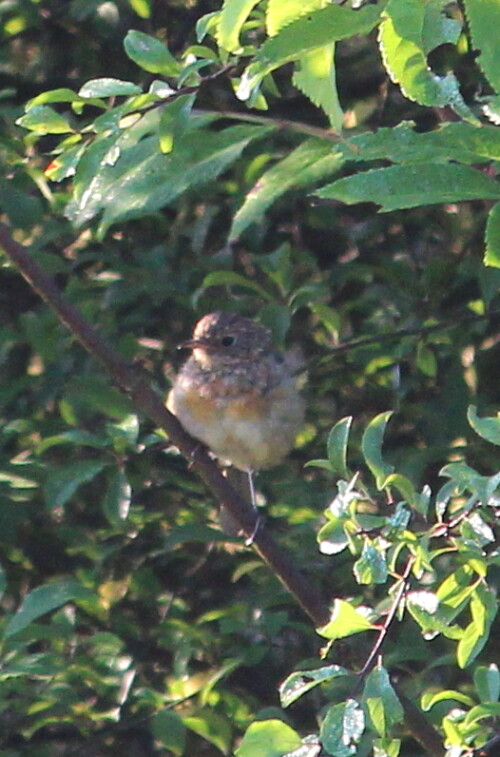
(327, 416, 353, 479)
(235, 719, 302, 757)
(217, 0, 261, 53)
(279, 664, 349, 708)
(43, 460, 107, 512)
(128, 0, 152, 19)
(421, 689, 476, 711)
(468, 405, 500, 446)
(103, 467, 131, 523)
(339, 121, 500, 166)
(361, 411, 394, 485)
(16, 105, 74, 135)
(362, 666, 404, 737)
(158, 94, 195, 154)
(464, 0, 500, 92)
(152, 710, 186, 755)
(485, 203, 500, 267)
(124, 30, 180, 76)
(379, 0, 479, 122)
(457, 585, 497, 668)
(293, 44, 343, 130)
(230, 139, 343, 241)
(196, 270, 274, 302)
(318, 600, 376, 641)
(4, 578, 94, 637)
(354, 540, 388, 585)
(320, 699, 365, 757)
(238, 2, 384, 100)
(474, 664, 500, 704)
(316, 164, 500, 212)
(78, 78, 142, 98)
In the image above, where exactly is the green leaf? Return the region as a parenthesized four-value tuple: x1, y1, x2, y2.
(266, 0, 323, 35)
(362, 666, 404, 737)
(230, 139, 343, 241)
(43, 460, 107, 512)
(361, 411, 394, 485)
(468, 406, 500, 445)
(373, 738, 401, 757)
(421, 689, 476, 711)
(339, 121, 500, 166)
(217, 0, 261, 53)
(279, 664, 349, 708)
(464, 0, 500, 92)
(103, 467, 131, 523)
(320, 699, 365, 757)
(235, 719, 302, 757)
(354, 540, 388, 585)
(457, 585, 497, 668)
(158, 94, 195, 154)
(152, 710, 186, 755)
(474, 664, 500, 704)
(327, 416, 352, 479)
(16, 105, 74, 135)
(485, 203, 500, 267)
(28, 88, 83, 107)
(464, 703, 500, 728)
(293, 44, 343, 130)
(128, 0, 152, 19)
(196, 270, 274, 302)
(316, 164, 500, 212)
(238, 2, 385, 100)
(78, 78, 142, 98)
(379, 0, 479, 122)
(318, 599, 376, 641)
(4, 578, 94, 637)
(124, 30, 180, 76)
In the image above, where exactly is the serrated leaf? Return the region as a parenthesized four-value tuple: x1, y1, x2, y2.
(485, 203, 500, 267)
(318, 599, 376, 641)
(230, 139, 343, 240)
(238, 2, 384, 100)
(279, 664, 348, 708)
(235, 719, 302, 757)
(266, 0, 323, 35)
(217, 0, 260, 53)
(320, 699, 365, 757)
(43, 460, 107, 512)
(16, 105, 74, 135)
(124, 30, 180, 76)
(340, 121, 500, 166)
(464, 0, 500, 92)
(78, 78, 142, 98)
(316, 164, 500, 212)
(474, 664, 500, 704)
(361, 411, 394, 485)
(293, 44, 343, 129)
(4, 578, 95, 637)
(326, 416, 352, 479)
(379, 0, 479, 122)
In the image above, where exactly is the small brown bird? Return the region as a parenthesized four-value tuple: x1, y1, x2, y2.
(167, 311, 305, 477)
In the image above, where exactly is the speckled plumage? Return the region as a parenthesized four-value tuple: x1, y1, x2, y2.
(167, 311, 305, 471)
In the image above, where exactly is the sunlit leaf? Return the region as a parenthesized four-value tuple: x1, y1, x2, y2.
(318, 600, 376, 640)
(320, 699, 365, 757)
(280, 665, 349, 708)
(124, 30, 180, 76)
(235, 719, 302, 757)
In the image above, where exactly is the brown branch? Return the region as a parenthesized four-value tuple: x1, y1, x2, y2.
(0, 222, 445, 757)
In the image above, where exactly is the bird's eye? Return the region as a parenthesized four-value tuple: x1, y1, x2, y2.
(221, 335, 235, 347)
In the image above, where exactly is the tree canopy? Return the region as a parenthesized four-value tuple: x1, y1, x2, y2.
(0, 1, 499, 756)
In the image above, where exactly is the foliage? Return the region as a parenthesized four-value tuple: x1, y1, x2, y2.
(0, 0, 499, 756)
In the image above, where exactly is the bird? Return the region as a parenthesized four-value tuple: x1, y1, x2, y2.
(167, 311, 305, 516)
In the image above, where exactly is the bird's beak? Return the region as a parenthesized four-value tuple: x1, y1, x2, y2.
(177, 338, 209, 351)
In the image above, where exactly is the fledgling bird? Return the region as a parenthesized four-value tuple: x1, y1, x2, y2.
(167, 310, 305, 480)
